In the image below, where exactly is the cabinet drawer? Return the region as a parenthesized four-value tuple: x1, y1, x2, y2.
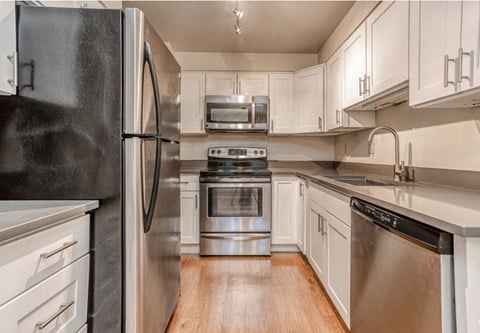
(180, 174, 199, 191)
(0, 254, 89, 333)
(0, 215, 90, 305)
(323, 187, 351, 226)
(309, 182, 326, 206)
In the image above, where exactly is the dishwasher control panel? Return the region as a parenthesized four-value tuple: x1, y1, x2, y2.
(350, 198, 453, 254)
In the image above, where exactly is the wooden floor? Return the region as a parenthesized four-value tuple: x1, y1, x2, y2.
(166, 254, 346, 333)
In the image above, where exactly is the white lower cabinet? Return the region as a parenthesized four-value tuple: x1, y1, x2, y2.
(272, 176, 298, 245)
(308, 201, 328, 285)
(308, 183, 351, 328)
(326, 211, 351, 327)
(296, 178, 307, 253)
(0, 254, 90, 333)
(180, 190, 199, 244)
(180, 174, 200, 250)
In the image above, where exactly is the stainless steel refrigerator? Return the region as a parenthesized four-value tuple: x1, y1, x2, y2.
(0, 5, 180, 333)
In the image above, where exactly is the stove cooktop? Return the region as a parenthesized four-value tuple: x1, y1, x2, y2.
(199, 168, 272, 178)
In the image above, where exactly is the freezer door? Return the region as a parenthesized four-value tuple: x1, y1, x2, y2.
(124, 137, 180, 333)
(124, 8, 180, 141)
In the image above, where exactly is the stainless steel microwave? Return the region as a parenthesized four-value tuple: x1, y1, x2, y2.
(204, 95, 269, 132)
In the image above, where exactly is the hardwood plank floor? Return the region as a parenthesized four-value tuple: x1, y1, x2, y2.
(166, 254, 346, 333)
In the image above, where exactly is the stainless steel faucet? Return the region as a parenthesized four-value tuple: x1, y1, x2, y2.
(367, 126, 406, 182)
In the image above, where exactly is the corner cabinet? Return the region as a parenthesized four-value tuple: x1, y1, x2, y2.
(269, 73, 294, 134)
(0, 0, 16, 95)
(294, 65, 325, 133)
(410, 0, 480, 107)
(271, 176, 298, 245)
(180, 72, 205, 134)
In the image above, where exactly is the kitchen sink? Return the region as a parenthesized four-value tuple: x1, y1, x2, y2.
(322, 175, 408, 186)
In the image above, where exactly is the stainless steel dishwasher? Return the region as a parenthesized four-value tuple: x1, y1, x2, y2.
(350, 198, 455, 333)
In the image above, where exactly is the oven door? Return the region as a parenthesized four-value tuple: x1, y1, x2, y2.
(200, 182, 271, 232)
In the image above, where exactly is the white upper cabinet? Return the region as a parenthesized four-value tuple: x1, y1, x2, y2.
(459, 1, 480, 93)
(272, 176, 298, 245)
(325, 49, 343, 131)
(205, 72, 237, 95)
(409, 1, 462, 106)
(294, 64, 325, 133)
(410, 0, 480, 107)
(180, 71, 205, 134)
(341, 23, 367, 109)
(237, 73, 269, 95)
(205, 72, 268, 96)
(325, 47, 375, 132)
(269, 73, 294, 134)
(365, 0, 409, 98)
(0, 0, 16, 95)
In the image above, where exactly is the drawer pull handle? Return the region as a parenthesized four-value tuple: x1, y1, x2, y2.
(41, 240, 78, 258)
(36, 300, 75, 330)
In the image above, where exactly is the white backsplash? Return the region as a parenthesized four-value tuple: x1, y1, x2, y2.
(181, 135, 334, 161)
(334, 103, 480, 171)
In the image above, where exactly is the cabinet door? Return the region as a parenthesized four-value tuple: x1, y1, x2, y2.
(325, 49, 343, 131)
(237, 73, 269, 95)
(205, 72, 236, 95)
(180, 191, 199, 244)
(269, 73, 294, 134)
(308, 202, 327, 284)
(366, 0, 409, 97)
(272, 177, 298, 245)
(0, 0, 16, 95)
(181, 72, 205, 134)
(342, 23, 367, 109)
(294, 65, 325, 133)
(459, 0, 480, 92)
(409, 1, 462, 106)
(296, 179, 307, 253)
(326, 212, 351, 328)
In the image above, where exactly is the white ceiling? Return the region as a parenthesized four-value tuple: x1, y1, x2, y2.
(126, 1, 355, 54)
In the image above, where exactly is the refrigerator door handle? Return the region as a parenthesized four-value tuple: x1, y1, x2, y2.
(142, 137, 162, 233)
(144, 41, 162, 137)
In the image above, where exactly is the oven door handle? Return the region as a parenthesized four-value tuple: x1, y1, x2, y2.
(202, 234, 270, 241)
(200, 177, 271, 183)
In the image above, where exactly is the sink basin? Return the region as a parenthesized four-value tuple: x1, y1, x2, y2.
(322, 175, 407, 187)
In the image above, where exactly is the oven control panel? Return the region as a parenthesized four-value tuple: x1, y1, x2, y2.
(208, 147, 267, 159)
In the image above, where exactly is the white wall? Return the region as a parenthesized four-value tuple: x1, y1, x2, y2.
(176, 52, 318, 72)
(318, 1, 379, 63)
(335, 103, 480, 171)
(181, 135, 334, 161)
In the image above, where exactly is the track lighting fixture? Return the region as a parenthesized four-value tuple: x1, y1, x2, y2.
(233, 8, 243, 34)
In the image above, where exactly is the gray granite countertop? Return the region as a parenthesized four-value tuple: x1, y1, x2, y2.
(0, 200, 99, 244)
(181, 161, 480, 237)
(272, 166, 480, 237)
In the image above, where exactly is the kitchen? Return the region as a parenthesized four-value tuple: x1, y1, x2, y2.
(0, 0, 479, 333)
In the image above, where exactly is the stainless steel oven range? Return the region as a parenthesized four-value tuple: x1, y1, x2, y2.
(200, 147, 272, 255)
